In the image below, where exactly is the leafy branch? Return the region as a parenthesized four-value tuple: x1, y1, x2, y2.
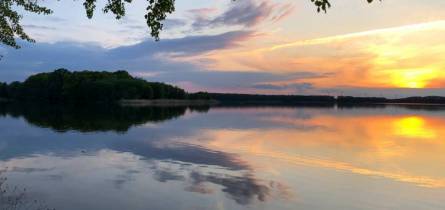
(0, 0, 378, 49)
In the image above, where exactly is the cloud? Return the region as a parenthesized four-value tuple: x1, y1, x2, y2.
(187, 8, 219, 17)
(191, 0, 294, 30)
(252, 84, 289, 90)
(44, 16, 67, 23)
(23, 24, 57, 30)
(204, 20, 445, 92)
(162, 19, 188, 30)
(108, 30, 255, 59)
(143, 70, 323, 92)
(252, 83, 313, 91)
(270, 3, 295, 23)
(0, 30, 255, 82)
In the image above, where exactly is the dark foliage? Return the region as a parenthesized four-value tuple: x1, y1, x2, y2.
(209, 93, 336, 105)
(1, 69, 209, 102)
(0, 82, 7, 98)
(311, 0, 378, 13)
(188, 105, 211, 113)
(188, 92, 212, 100)
(337, 96, 445, 105)
(390, 96, 445, 104)
(0, 0, 52, 49)
(0, 101, 190, 133)
(337, 96, 388, 104)
(211, 94, 445, 106)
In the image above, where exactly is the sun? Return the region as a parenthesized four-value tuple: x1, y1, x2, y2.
(389, 69, 438, 88)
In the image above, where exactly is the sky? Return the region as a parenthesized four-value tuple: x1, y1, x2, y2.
(1, 0, 445, 97)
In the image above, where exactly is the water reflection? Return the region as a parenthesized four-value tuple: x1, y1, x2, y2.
(111, 141, 291, 205)
(0, 170, 52, 210)
(393, 116, 436, 138)
(148, 157, 288, 205)
(191, 107, 445, 189)
(112, 141, 249, 171)
(0, 149, 288, 209)
(0, 102, 204, 133)
(0, 103, 289, 208)
(0, 104, 444, 209)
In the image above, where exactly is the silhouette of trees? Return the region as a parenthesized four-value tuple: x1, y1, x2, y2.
(336, 96, 445, 105)
(337, 96, 388, 104)
(5, 81, 22, 99)
(0, 69, 208, 101)
(0, 82, 7, 98)
(1, 0, 378, 49)
(210, 93, 335, 105)
(0, 102, 190, 133)
(391, 96, 445, 104)
(188, 92, 212, 100)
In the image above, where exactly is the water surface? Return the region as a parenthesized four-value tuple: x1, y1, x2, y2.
(0, 103, 444, 210)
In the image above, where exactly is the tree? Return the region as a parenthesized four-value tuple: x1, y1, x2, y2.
(0, 82, 7, 98)
(6, 81, 22, 99)
(0, 0, 51, 49)
(0, 0, 377, 49)
(0, 69, 194, 101)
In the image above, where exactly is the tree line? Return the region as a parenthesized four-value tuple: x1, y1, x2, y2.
(0, 69, 210, 101)
(209, 94, 445, 105)
(209, 93, 336, 105)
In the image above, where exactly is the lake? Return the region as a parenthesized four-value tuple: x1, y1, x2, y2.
(0, 102, 444, 210)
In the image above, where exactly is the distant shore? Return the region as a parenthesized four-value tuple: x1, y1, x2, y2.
(209, 94, 445, 106)
(4, 95, 445, 107)
(119, 99, 218, 107)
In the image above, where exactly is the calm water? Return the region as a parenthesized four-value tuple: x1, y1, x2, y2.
(0, 103, 444, 210)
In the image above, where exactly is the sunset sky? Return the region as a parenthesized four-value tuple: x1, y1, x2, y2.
(1, 0, 445, 97)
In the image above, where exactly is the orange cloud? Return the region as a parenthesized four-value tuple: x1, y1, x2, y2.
(192, 20, 445, 89)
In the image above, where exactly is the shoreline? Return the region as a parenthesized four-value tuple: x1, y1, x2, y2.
(119, 99, 219, 107)
(2, 98, 445, 107)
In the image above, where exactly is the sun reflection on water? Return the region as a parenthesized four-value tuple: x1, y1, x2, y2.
(393, 116, 436, 139)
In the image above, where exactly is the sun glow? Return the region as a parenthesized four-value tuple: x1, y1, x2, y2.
(201, 20, 445, 91)
(188, 113, 445, 188)
(393, 116, 436, 139)
(388, 69, 439, 88)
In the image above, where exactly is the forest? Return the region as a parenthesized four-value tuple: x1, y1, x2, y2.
(0, 69, 210, 101)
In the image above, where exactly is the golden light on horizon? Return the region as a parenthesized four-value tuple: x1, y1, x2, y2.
(385, 69, 439, 88)
(187, 20, 445, 92)
(393, 116, 436, 139)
